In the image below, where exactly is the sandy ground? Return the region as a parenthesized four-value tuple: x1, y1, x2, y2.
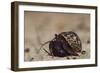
(24, 11, 90, 61)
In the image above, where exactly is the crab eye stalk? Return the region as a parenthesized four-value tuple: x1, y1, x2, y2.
(55, 34, 58, 37)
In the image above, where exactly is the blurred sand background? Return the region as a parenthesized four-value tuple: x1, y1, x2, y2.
(24, 11, 90, 61)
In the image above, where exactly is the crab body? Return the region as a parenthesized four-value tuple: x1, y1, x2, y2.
(41, 31, 82, 57)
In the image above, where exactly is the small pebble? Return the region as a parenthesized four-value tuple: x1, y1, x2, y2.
(66, 57, 70, 59)
(25, 48, 30, 53)
(81, 51, 86, 55)
(72, 57, 77, 59)
(87, 40, 90, 44)
(30, 57, 34, 61)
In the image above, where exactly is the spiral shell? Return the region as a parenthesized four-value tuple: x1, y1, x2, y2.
(60, 31, 82, 52)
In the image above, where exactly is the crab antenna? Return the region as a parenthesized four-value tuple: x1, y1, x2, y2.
(38, 41, 50, 52)
(38, 36, 55, 53)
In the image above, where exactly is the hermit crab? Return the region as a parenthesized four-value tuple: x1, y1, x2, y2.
(40, 31, 85, 58)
